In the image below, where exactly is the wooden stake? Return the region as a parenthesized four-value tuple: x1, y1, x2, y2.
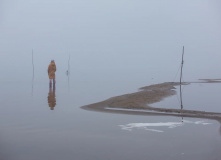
(180, 46, 184, 110)
(180, 46, 184, 84)
(32, 49, 34, 96)
(32, 49, 34, 77)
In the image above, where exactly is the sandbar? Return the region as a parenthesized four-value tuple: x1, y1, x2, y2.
(81, 80, 221, 120)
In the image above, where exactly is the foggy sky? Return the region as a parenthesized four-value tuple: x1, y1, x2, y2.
(0, 0, 221, 82)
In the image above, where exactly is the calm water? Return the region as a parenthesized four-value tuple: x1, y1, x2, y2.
(151, 83, 221, 113)
(0, 79, 221, 160)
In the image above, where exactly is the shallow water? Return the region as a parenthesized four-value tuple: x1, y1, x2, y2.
(0, 81, 221, 160)
(151, 83, 221, 113)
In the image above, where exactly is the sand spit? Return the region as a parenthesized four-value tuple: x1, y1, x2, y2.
(81, 80, 221, 120)
(198, 79, 221, 83)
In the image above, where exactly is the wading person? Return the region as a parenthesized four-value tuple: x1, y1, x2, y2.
(48, 60, 56, 87)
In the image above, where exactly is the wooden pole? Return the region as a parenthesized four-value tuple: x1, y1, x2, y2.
(32, 49, 34, 77)
(180, 46, 184, 84)
(67, 54, 70, 90)
(32, 49, 34, 96)
(180, 46, 184, 110)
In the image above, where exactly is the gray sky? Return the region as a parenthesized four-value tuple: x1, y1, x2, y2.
(0, 0, 221, 82)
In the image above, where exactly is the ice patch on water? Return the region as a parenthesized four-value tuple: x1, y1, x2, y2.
(119, 122, 183, 131)
(145, 128, 164, 133)
(182, 120, 211, 125)
(119, 120, 211, 132)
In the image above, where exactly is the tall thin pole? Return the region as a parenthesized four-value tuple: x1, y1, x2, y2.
(32, 49, 34, 77)
(180, 46, 184, 85)
(180, 46, 184, 110)
(32, 49, 34, 96)
(67, 54, 70, 90)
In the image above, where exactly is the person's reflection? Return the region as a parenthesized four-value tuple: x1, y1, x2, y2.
(48, 85, 56, 110)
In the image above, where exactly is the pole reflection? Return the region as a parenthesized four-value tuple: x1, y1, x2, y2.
(180, 83, 184, 122)
(31, 73, 34, 96)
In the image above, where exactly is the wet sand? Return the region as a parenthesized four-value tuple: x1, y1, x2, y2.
(81, 80, 221, 120)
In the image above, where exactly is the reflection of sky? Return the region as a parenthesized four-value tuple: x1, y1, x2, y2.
(0, 0, 221, 84)
(151, 83, 221, 113)
(0, 79, 220, 160)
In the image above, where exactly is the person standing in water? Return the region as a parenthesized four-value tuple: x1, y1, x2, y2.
(48, 60, 56, 87)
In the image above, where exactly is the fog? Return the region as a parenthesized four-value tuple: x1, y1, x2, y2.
(1, 1, 221, 160)
(1, 0, 221, 83)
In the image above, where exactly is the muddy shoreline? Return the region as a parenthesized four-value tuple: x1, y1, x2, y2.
(81, 80, 221, 120)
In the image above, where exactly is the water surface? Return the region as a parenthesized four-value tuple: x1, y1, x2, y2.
(0, 81, 221, 160)
(151, 83, 221, 113)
